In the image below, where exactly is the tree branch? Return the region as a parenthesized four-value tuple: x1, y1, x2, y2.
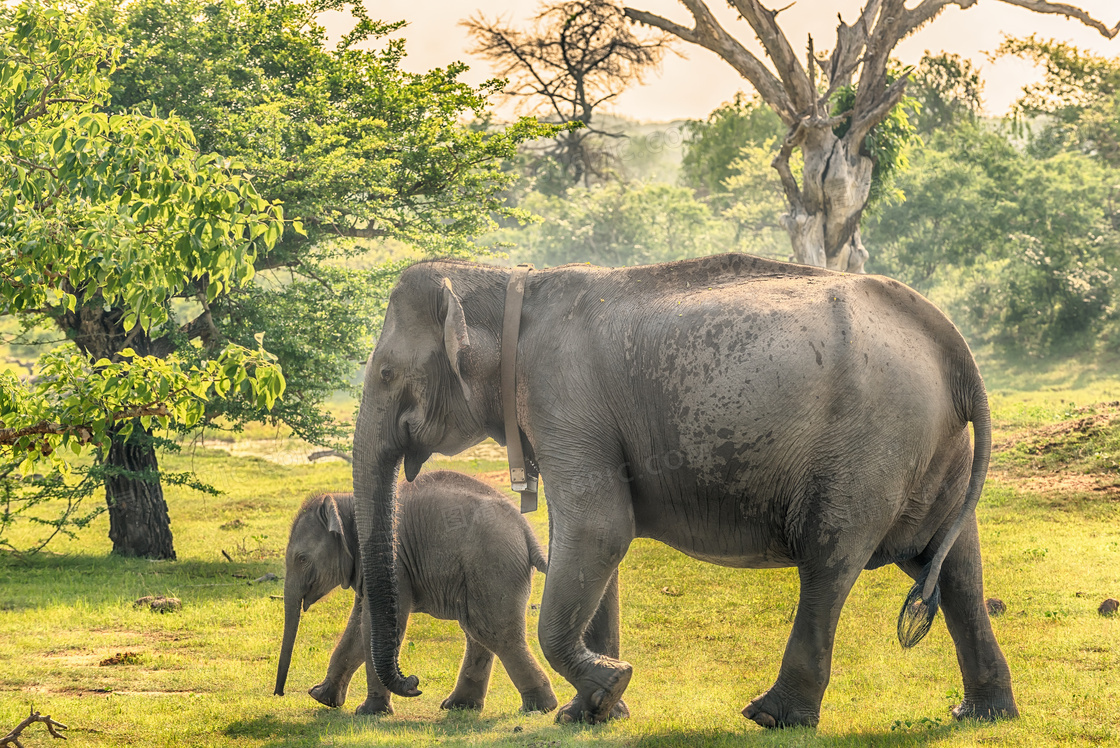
(308, 449, 352, 463)
(625, 1, 796, 122)
(0, 406, 170, 448)
(849, 72, 910, 143)
(728, 0, 815, 110)
(771, 124, 805, 209)
(994, 0, 1119, 38)
(0, 707, 68, 747)
(826, 1, 882, 97)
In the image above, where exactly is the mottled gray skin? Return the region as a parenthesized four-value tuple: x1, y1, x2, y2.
(353, 253, 1018, 728)
(274, 471, 556, 715)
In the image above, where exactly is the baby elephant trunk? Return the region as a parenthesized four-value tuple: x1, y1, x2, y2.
(274, 580, 303, 696)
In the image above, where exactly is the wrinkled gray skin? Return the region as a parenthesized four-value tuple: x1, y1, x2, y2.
(353, 253, 1018, 728)
(274, 471, 556, 715)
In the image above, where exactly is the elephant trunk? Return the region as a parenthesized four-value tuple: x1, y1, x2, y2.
(275, 579, 302, 696)
(353, 400, 421, 698)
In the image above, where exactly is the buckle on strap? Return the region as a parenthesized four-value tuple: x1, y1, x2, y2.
(501, 263, 538, 513)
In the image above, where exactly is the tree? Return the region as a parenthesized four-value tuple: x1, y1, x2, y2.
(1, 1, 286, 556)
(625, 0, 1120, 273)
(507, 182, 728, 267)
(909, 52, 984, 136)
(463, 0, 669, 189)
(680, 92, 784, 206)
(77, 0, 552, 556)
(865, 123, 1119, 355)
(999, 35, 1120, 165)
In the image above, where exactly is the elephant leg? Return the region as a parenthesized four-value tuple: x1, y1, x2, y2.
(354, 582, 412, 716)
(309, 593, 364, 708)
(539, 502, 634, 725)
(580, 570, 627, 719)
(441, 633, 495, 711)
(898, 517, 1018, 721)
(475, 624, 557, 713)
(743, 556, 866, 728)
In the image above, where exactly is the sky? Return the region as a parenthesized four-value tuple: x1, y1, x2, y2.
(322, 0, 1120, 122)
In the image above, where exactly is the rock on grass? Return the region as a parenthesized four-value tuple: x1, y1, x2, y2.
(986, 598, 1007, 617)
(134, 595, 182, 613)
(1099, 598, 1119, 616)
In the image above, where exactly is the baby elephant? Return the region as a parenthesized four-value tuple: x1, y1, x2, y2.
(274, 470, 557, 715)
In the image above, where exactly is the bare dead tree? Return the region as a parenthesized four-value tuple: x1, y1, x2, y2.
(463, 0, 670, 187)
(625, 0, 1120, 273)
(1, 707, 68, 748)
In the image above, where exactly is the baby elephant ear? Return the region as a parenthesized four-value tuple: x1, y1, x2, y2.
(323, 496, 356, 590)
(441, 278, 472, 401)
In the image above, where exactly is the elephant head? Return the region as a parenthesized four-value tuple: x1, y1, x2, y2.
(353, 265, 504, 697)
(275, 493, 360, 697)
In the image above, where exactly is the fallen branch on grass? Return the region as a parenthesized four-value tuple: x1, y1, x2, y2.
(1, 706, 68, 747)
(307, 449, 352, 463)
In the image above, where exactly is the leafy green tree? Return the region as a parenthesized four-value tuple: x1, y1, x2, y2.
(92, 0, 550, 556)
(864, 124, 1018, 285)
(866, 123, 1119, 355)
(1, 1, 286, 556)
(679, 93, 783, 208)
(999, 35, 1120, 166)
(101, 0, 551, 443)
(720, 139, 795, 259)
(908, 52, 984, 136)
(508, 182, 728, 267)
(4, 0, 550, 558)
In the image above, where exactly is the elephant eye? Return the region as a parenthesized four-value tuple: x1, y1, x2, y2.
(380, 366, 393, 383)
(295, 552, 309, 567)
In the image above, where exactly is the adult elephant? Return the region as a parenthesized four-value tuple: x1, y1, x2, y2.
(352, 253, 1018, 728)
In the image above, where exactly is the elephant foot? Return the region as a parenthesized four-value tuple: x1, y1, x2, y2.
(355, 696, 393, 716)
(951, 693, 1019, 722)
(742, 689, 819, 729)
(440, 693, 485, 712)
(520, 686, 559, 714)
(308, 681, 345, 708)
(555, 660, 632, 725)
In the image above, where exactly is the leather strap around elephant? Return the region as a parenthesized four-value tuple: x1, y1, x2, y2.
(501, 263, 538, 513)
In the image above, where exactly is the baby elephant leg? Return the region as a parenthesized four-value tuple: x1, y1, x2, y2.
(490, 636, 557, 713)
(309, 594, 365, 709)
(467, 602, 557, 713)
(352, 593, 400, 716)
(441, 633, 495, 711)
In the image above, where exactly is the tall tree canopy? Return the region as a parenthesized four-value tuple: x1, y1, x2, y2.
(1, 1, 286, 555)
(1000, 35, 1120, 165)
(2, 0, 552, 557)
(680, 92, 784, 207)
(625, 0, 1120, 273)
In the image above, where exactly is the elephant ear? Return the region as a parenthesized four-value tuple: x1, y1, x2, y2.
(441, 278, 471, 401)
(322, 496, 356, 590)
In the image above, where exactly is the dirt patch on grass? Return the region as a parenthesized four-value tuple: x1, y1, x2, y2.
(990, 468, 1120, 497)
(99, 651, 143, 666)
(20, 685, 198, 697)
(993, 401, 1120, 496)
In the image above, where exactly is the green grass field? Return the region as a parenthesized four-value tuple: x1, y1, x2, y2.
(2, 375, 1119, 747)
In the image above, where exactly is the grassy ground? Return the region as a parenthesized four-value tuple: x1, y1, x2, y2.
(2, 386, 1119, 746)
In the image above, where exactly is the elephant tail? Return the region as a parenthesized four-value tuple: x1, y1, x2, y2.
(524, 523, 548, 574)
(898, 372, 992, 649)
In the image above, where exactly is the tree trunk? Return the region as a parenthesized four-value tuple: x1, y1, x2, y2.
(104, 424, 176, 560)
(58, 300, 177, 560)
(778, 128, 871, 274)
